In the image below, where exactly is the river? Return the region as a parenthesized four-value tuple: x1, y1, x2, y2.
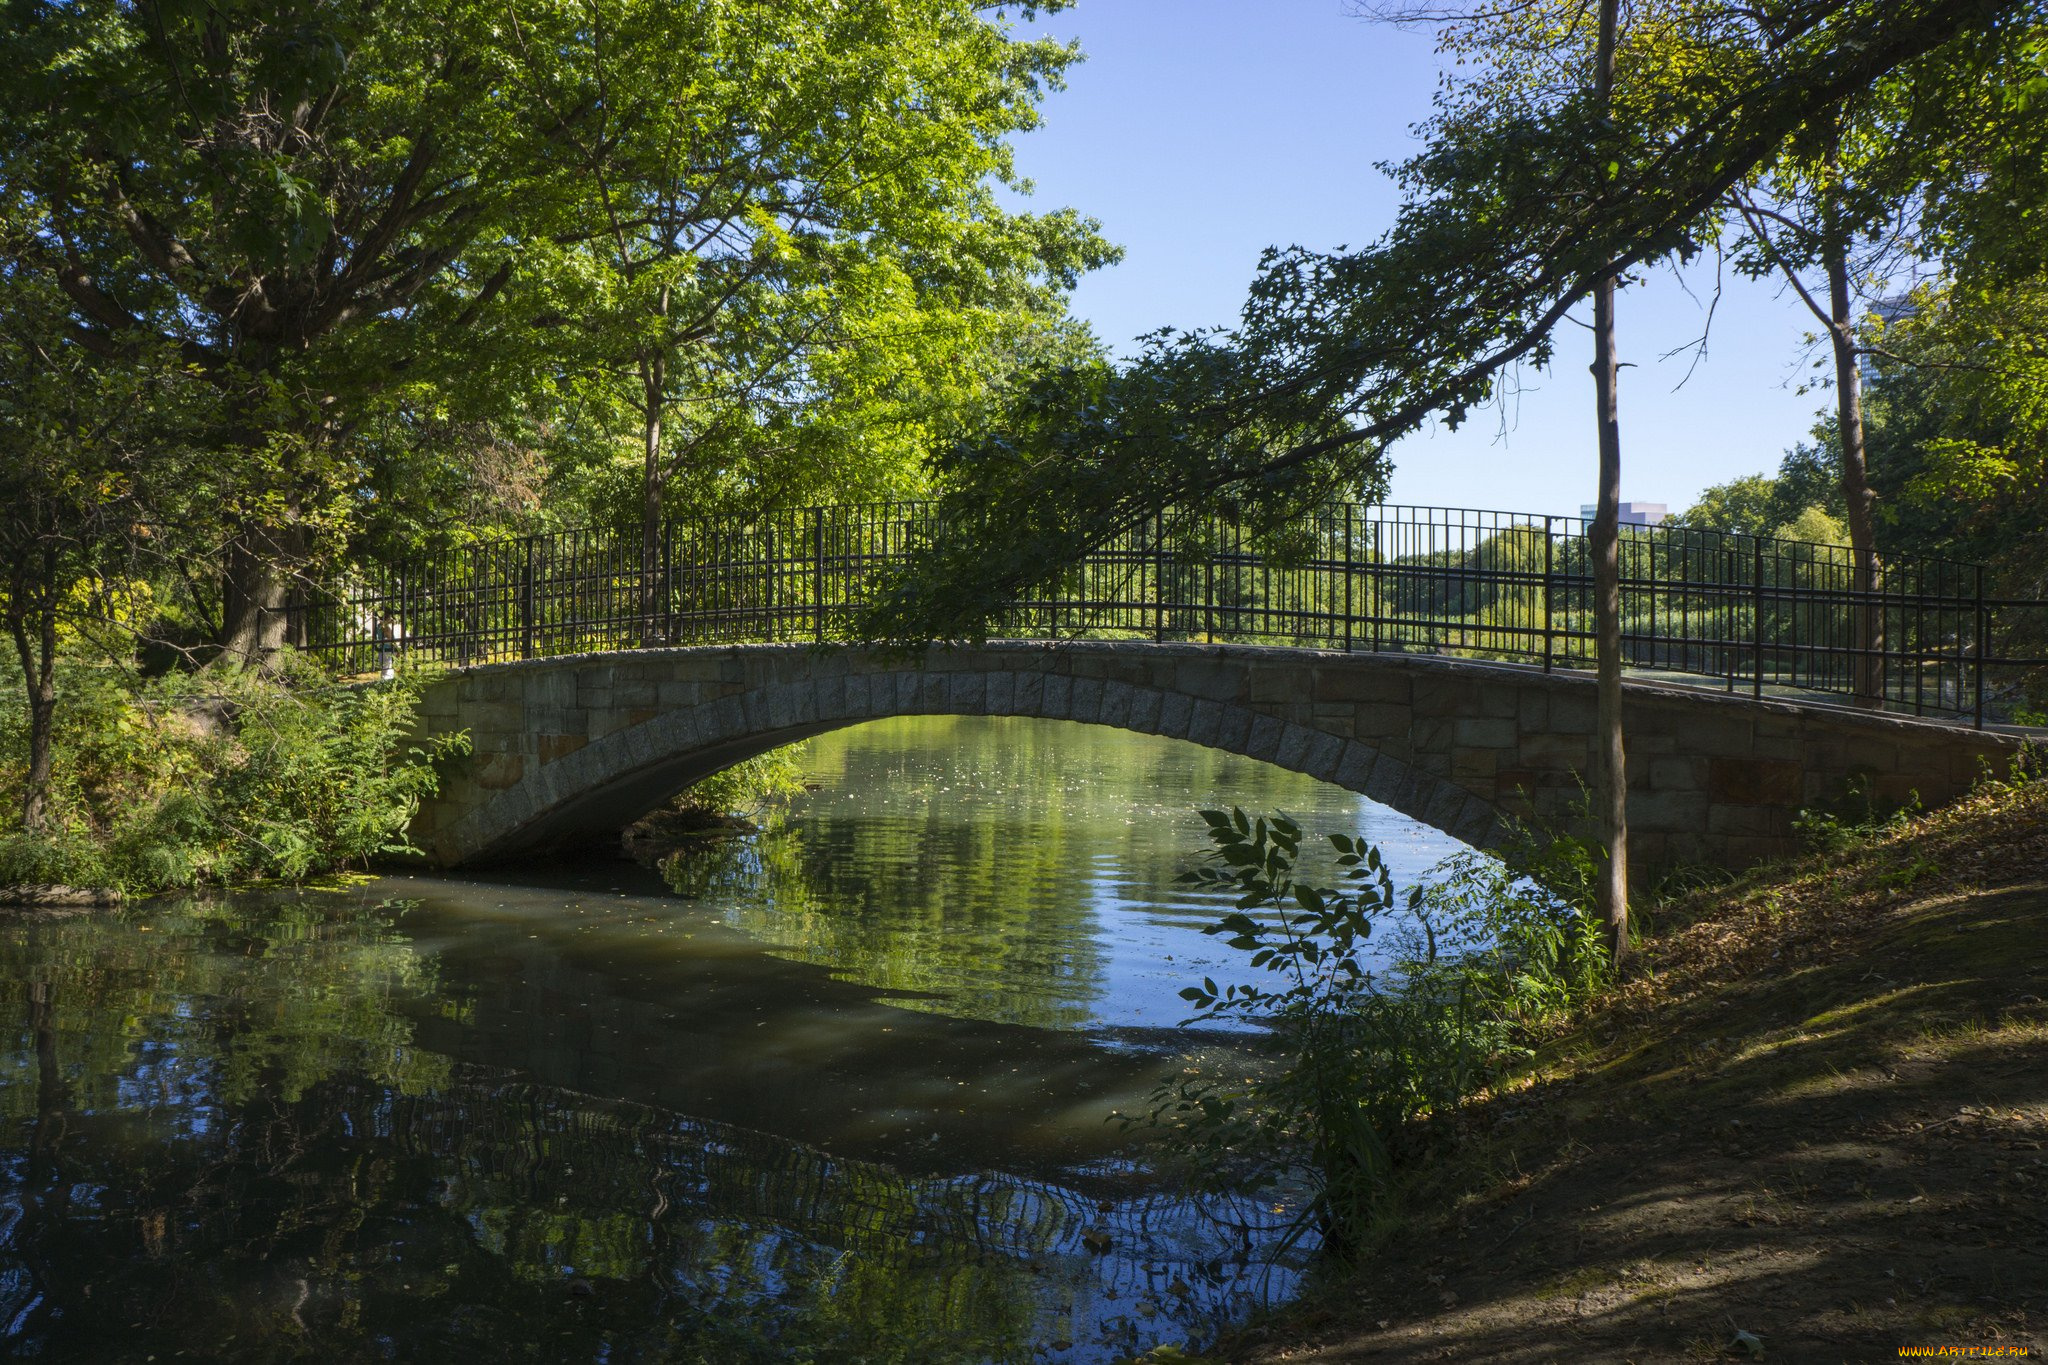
(0, 716, 1464, 1363)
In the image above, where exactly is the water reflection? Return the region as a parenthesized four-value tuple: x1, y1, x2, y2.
(670, 716, 1455, 1030)
(0, 718, 1464, 1362)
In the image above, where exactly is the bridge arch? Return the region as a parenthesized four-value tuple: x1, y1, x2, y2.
(407, 641, 2019, 874)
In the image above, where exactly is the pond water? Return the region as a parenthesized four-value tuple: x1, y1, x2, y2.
(0, 717, 1464, 1363)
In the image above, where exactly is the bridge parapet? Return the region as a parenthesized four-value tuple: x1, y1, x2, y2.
(409, 642, 2026, 876)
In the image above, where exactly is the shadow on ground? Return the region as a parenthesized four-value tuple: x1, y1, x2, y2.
(1236, 783, 2048, 1364)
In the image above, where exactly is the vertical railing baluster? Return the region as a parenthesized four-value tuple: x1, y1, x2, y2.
(1752, 538, 1765, 701)
(1342, 505, 1354, 653)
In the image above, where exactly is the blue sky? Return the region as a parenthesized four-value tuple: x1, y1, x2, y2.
(1004, 0, 1835, 520)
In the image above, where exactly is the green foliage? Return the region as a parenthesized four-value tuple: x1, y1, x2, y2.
(1125, 808, 1610, 1253)
(0, 657, 466, 893)
(863, 2, 2011, 643)
(1792, 774, 1923, 856)
(673, 745, 812, 818)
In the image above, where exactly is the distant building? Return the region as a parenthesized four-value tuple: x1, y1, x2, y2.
(1579, 501, 1669, 526)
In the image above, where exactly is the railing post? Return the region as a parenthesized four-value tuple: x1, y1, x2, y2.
(1153, 507, 1167, 643)
(1370, 519, 1382, 656)
(1975, 565, 1987, 729)
(1204, 544, 1215, 644)
(1752, 538, 1765, 701)
(1542, 515, 1554, 673)
(1342, 505, 1354, 652)
(520, 537, 535, 659)
(813, 505, 827, 644)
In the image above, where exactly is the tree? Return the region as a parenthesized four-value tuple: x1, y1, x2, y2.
(0, 0, 568, 661)
(1727, 108, 1903, 709)
(507, 0, 1112, 635)
(1586, 0, 1631, 955)
(0, 253, 161, 834)
(861, 0, 2022, 650)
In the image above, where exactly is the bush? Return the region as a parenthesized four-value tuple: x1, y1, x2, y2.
(1125, 808, 1610, 1254)
(0, 654, 466, 893)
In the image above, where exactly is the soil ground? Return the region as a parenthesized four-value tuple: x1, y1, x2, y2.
(1222, 776, 2048, 1364)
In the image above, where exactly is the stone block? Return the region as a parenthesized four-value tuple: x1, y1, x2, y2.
(1041, 674, 1073, 720)
(1213, 705, 1254, 756)
(1706, 805, 1787, 837)
(1186, 699, 1224, 748)
(1098, 680, 1137, 730)
(1128, 687, 1164, 735)
(1364, 755, 1416, 811)
(1451, 747, 1497, 785)
(1477, 687, 1521, 719)
(612, 678, 658, 709)
(1451, 796, 1500, 847)
(1302, 731, 1346, 782)
(1647, 756, 1705, 791)
(985, 671, 1016, 716)
(473, 751, 525, 791)
(1546, 692, 1597, 732)
(1411, 717, 1456, 757)
(1171, 660, 1247, 702)
(1626, 789, 1710, 830)
(1517, 691, 1549, 733)
(1070, 676, 1105, 723)
(1706, 757, 1801, 806)
(460, 700, 525, 736)
(1348, 703, 1413, 740)
(1157, 690, 1194, 739)
(1334, 740, 1379, 791)
(1248, 670, 1304, 705)
(1454, 716, 1518, 749)
(1014, 670, 1046, 716)
(949, 673, 988, 714)
(536, 733, 586, 766)
(1245, 713, 1286, 763)
(1311, 666, 1411, 705)
(1421, 779, 1470, 834)
(1275, 722, 1318, 772)
(1411, 682, 1473, 717)
(1516, 732, 1593, 770)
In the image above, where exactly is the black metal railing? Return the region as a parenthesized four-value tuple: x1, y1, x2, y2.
(294, 501, 2048, 728)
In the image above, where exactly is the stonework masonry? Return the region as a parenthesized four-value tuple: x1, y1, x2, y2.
(408, 641, 2027, 877)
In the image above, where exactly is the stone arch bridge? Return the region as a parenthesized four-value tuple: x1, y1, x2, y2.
(407, 641, 2025, 876)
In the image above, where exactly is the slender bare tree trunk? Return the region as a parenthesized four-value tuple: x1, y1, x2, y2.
(1822, 146, 1884, 710)
(8, 541, 59, 835)
(638, 354, 666, 645)
(1590, 0, 1629, 963)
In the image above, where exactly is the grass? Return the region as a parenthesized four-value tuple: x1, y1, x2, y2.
(1218, 776, 2048, 1364)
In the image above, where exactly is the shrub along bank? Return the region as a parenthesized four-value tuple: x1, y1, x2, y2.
(0, 657, 465, 896)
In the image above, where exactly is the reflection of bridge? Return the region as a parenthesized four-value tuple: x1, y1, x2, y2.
(296, 502, 2040, 873)
(406, 642, 2023, 876)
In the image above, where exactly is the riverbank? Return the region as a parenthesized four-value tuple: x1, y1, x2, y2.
(1230, 774, 2048, 1363)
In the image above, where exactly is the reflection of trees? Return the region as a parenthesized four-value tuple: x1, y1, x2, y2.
(0, 887, 1307, 1363)
(3, 1059, 1297, 1361)
(666, 717, 1371, 1031)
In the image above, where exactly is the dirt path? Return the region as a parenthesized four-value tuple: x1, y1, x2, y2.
(1230, 782, 2048, 1364)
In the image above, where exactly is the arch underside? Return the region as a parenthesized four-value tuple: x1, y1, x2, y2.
(439, 670, 1506, 867)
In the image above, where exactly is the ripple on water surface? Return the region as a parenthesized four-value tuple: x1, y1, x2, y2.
(0, 715, 1465, 1363)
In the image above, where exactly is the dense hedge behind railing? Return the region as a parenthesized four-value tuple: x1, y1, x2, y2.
(294, 502, 2048, 727)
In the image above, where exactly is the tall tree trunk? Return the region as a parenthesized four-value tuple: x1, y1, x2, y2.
(9, 541, 59, 835)
(1590, 0, 1629, 963)
(638, 354, 666, 645)
(1822, 147, 1884, 710)
(219, 523, 305, 666)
